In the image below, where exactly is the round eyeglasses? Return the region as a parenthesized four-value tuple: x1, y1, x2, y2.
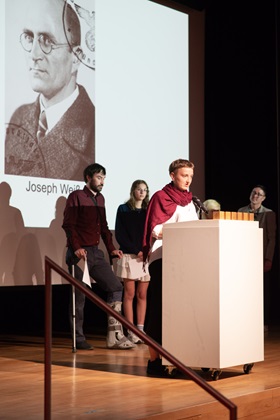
(20, 32, 70, 55)
(251, 190, 265, 197)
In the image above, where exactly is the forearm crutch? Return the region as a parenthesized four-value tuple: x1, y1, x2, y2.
(71, 265, 77, 353)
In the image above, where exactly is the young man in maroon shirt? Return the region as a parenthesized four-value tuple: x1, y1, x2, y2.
(62, 163, 135, 350)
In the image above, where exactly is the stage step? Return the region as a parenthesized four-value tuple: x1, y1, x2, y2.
(141, 387, 280, 419)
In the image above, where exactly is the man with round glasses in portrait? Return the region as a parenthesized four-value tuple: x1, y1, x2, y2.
(238, 185, 276, 332)
(5, 0, 95, 181)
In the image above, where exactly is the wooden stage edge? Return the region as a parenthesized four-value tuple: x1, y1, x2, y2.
(1, 327, 280, 419)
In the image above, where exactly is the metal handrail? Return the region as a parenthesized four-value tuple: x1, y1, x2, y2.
(44, 256, 237, 420)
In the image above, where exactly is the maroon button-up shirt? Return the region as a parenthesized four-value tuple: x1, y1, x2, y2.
(62, 186, 115, 254)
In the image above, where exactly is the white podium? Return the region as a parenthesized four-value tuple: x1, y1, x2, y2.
(162, 220, 264, 373)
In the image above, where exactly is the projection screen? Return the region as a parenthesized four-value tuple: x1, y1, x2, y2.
(0, 0, 204, 286)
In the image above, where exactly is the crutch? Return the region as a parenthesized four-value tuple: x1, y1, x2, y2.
(71, 265, 77, 353)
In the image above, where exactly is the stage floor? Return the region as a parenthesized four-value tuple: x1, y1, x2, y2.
(1, 327, 280, 419)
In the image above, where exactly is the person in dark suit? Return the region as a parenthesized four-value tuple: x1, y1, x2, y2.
(5, 0, 95, 180)
(238, 185, 276, 331)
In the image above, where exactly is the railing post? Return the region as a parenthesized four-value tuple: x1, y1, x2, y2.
(44, 259, 52, 420)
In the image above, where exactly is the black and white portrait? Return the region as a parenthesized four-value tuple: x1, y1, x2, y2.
(5, 0, 95, 181)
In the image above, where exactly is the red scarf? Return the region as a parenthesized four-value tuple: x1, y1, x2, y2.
(142, 182, 192, 261)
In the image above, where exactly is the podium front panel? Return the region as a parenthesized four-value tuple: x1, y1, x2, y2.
(162, 220, 264, 369)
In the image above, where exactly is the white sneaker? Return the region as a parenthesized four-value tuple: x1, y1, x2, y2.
(128, 330, 144, 344)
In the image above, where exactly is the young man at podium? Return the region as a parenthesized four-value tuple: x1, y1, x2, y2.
(143, 158, 198, 377)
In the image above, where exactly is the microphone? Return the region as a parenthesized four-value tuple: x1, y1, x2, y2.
(192, 196, 208, 214)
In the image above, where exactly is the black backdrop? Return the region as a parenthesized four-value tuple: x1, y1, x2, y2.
(1, 0, 280, 336)
(205, 0, 280, 323)
(205, 1, 278, 212)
